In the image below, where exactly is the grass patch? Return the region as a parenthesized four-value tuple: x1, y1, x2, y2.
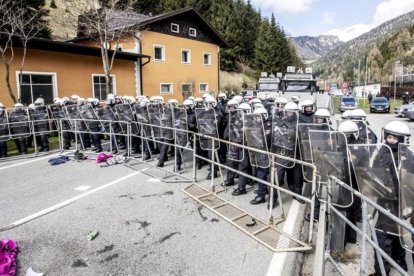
(5, 133, 60, 157)
(331, 249, 359, 264)
(220, 70, 257, 93)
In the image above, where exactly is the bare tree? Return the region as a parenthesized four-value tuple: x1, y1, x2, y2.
(0, 0, 43, 104)
(55, 0, 138, 95)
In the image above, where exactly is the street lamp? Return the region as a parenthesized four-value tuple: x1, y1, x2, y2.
(394, 61, 400, 104)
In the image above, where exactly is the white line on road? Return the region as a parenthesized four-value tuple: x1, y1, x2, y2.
(266, 201, 301, 276)
(0, 153, 61, 171)
(0, 171, 140, 232)
(74, 185, 92, 191)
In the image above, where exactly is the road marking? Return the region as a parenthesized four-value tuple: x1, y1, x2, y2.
(0, 153, 61, 170)
(74, 185, 92, 191)
(266, 201, 301, 276)
(0, 171, 139, 232)
(147, 178, 161, 183)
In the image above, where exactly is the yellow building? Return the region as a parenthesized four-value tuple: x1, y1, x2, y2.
(0, 7, 226, 107)
(0, 38, 149, 107)
(73, 7, 227, 102)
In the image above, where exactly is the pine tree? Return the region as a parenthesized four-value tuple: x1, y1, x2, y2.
(254, 18, 274, 72)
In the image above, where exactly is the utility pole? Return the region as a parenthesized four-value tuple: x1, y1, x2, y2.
(358, 59, 361, 87)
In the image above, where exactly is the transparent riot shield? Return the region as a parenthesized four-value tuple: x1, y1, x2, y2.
(114, 104, 139, 135)
(298, 123, 330, 182)
(48, 104, 65, 129)
(271, 110, 298, 168)
(134, 105, 152, 138)
(243, 113, 270, 168)
(309, 130, 353, 208)
(7, 108, 31, 139)
(173, 107, 188, 147)
(79, 105, 103, 133)
(161, 108, 174, 140)
(95, 106, 119, 134)
(0, 110, 10, 142)
(349, 144, 399, 235)
(195, 108, 219, 151)
(399, 144, 414, 251)
(29, 106, 51, 136)
(64, 105, 87, 132)
(227, 109, 244, 161)
(148, 105, 163, 139)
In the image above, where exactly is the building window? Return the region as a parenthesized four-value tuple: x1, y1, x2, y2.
(189, 28, 197, 37)
(93, 74, 116, 100)
(199, 83, 208, 93)
(154, 45, 165, 62)
(203, 52, 211, 65)
(160, 83, 173, 94)
(17, 72, 56, 105)
(171, 23, 179, 33)
(182, 49, 191, 64)
(181, 83, 192, 93)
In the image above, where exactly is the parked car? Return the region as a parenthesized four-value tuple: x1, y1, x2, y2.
(339, 96, 358, 112)
(404, 104, 414, 121)
(242, 90, 258, 101)
(394, 102, 414, 117)
(370, 97, 390, 113)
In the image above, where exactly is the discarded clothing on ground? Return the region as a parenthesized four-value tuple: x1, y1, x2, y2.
(96, 153, 113, 164)
(48, 156, 70, 166)
(0, 240, 18, 276)
(100, 156, 127, 167)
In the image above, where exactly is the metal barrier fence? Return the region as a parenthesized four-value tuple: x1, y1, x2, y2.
(314, 175, 414, 276)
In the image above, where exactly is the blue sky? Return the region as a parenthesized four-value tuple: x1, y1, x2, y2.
(250, 0, 414, 41)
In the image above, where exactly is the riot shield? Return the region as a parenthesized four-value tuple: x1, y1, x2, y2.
(298, 123, 330, 182)
(195, 108, 219, 151)
(64, 105, 87, 132)
(79, 105, 105, 133)
(114, 104, 139, 135)
(161, 107, 174, 140)
(29, 106, 51, 136)
(309, 130, 353, 208)
(399, 144, 414, 251)
(173, 107, 188, 147)
(243, 113, 270, 168)
(148, 105, 163, 139)
(7, 108, 31, 139)
(227, 109, 244, 161)
(95, 106, 120, 134)
(349, 144, 399, 235)
(271, 110, 298, 168)
(134, 105, 152, 139)
(0, 110, 10, 142)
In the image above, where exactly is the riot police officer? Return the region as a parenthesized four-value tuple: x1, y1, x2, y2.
(369, 121, 410, 275)
(0, 103, 8, 158)
(348, 109, 377, 143)
(299, 99, 315, 124)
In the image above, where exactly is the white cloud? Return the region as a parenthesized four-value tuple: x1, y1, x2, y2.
(325, 0, 414, 42)
(250, 0, 315, 15)
(322, 11, 335, 24)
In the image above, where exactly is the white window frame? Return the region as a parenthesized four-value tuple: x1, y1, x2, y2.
(181, 49, 191, 64)
(171, 23, 179, 33)
(160, 83, 173, 95)
(91, 74, 117, 99)
(199, 83, 208, 93)
(181, 83, 192, 93)
(189, 27, 197, 37)
(153, 44, 166, 62)
(203, 52, 211, 65)
(15, 71, 58, 103)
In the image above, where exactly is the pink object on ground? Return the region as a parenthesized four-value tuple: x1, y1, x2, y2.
(96, 153, 113, 163)
(0, 240, 18, 276)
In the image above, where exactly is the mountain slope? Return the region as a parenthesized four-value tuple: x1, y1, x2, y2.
(314, 10, 414, 84)
(292, 35, 343, 61)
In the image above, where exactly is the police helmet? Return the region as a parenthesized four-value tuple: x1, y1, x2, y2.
(232, 95, 244, 104)
(238, 103, 252, 113)
(383, 121, 411, 144)
(314, 108, 330, 118)
(183, 99, 194, 110)
(284, 102, 299, 111)
(14, 103, 24, 110)
(0, 102, 4, 109)
(254, 107, 268, 120)
(300, 99, 314, 113)
(348, 109, 366, 120)
(226, 98, 238, 108)
(168, 99, 178, 107)
(266, 93, 276, 101)
(139, 98, 150, 107)
(28, 103, 35, 110)
(338, 120, 359, 141)
(205, 95, 217, 108)
(71, 94, 80, 101)
(250, 98, 261, 104)
(341, 110, 351, 120)
(34, 98, 45, 106)
(218, 92, 227, 101)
